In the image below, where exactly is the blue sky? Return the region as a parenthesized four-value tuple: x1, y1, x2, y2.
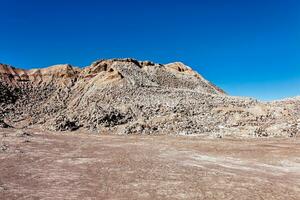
(0, 0, 300, 100)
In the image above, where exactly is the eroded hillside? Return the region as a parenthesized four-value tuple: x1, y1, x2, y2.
(0, 59, 299, 137)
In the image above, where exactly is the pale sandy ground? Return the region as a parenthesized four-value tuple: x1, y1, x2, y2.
(0, 128, 300, 200)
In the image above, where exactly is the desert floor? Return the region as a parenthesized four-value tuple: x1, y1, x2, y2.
(0, 128, 299, 200)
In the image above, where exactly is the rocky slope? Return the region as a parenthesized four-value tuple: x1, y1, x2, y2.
(0, 59, 299, 137)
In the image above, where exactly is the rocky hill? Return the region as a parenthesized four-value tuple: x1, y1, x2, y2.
(0, 59, 299, 137)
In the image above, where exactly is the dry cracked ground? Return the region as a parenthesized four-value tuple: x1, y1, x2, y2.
(0, 128, 299, 200)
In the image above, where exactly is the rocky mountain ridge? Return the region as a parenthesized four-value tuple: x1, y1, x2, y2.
(0, 59, 299, 137)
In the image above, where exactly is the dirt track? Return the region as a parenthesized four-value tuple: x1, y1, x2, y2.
(0, 128, 300, 199)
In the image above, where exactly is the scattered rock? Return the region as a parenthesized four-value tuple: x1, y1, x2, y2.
(254, 127, 269, 137)
(0, 185, 7, 191)
(53, 116, 82, 131)
(23, 139, 31, 143)
(0, 143, 9, 152)
(0, 119, 11, 128)
(16, 130, 32, 137)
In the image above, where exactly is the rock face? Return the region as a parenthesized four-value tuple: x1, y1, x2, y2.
(0, 59, 299, 137)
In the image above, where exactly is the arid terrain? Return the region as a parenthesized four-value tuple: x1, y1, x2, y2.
(1, 58, 300, 199)
(1, 58, 299, 137)
(0, 128, 300, 199)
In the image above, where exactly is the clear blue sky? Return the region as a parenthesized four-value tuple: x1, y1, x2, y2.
(0, 0, 300, 100)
